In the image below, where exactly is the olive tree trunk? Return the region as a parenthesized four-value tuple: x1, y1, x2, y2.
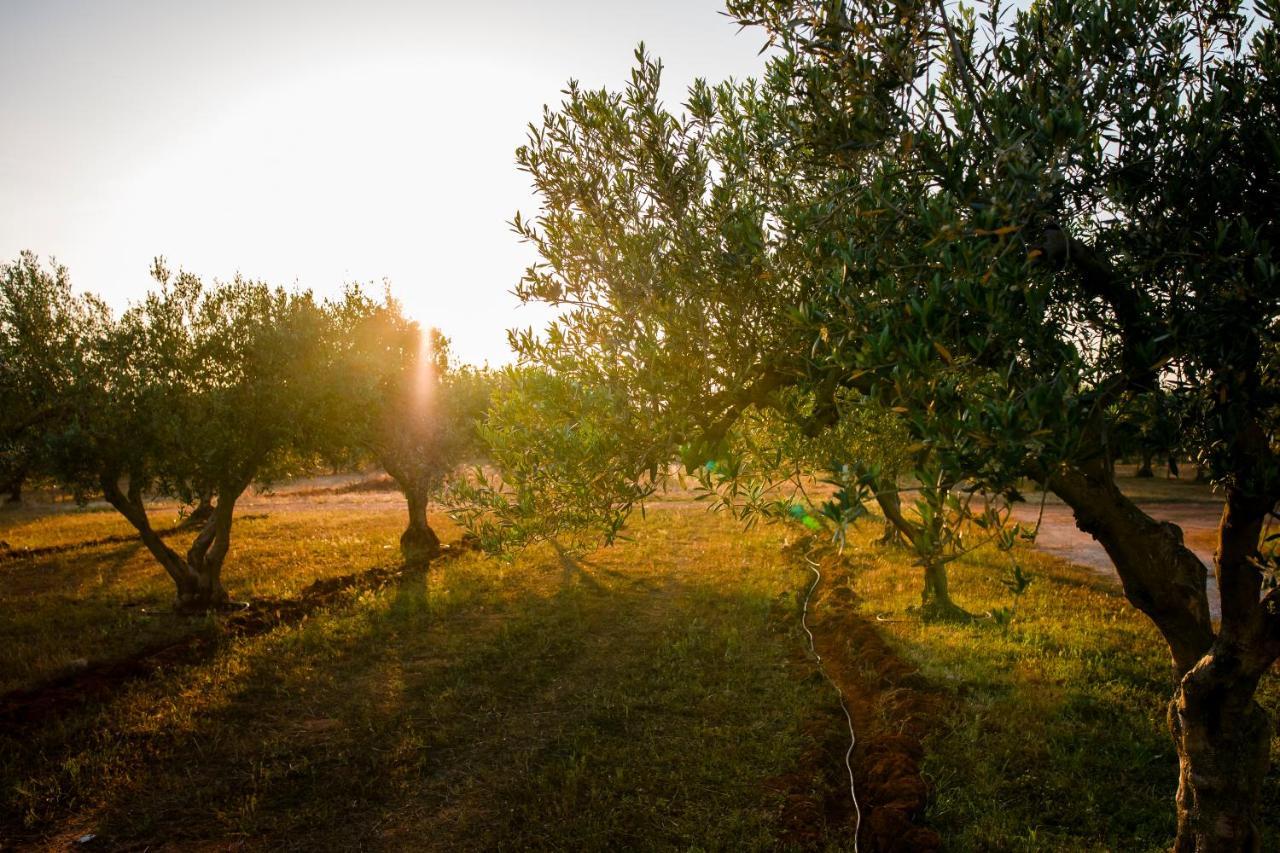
(872, 480, 971, 621)
(920, 559, 969, 621)
(100, 470, 245, 610)
(1169, 664, 1269, 852)
(400, 487, 441, 563)
(872, 485, 905, 546)
(180, 494, 238, 609)
(1051, 460, 1277, 851)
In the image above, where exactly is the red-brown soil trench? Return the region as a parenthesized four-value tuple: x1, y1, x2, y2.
(773, 543, 944, 852)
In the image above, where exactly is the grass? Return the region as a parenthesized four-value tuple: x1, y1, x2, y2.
(1, 506, 837, 850)
(2, 487, 1278, 850)
(0, 503, 450, 695)
(0, 502, 168, 550)
(840, 524, 1280, 851)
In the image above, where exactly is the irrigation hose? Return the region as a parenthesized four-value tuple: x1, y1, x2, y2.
(801, 551, 862, 852)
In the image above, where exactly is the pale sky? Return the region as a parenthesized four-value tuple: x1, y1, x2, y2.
(0, 0, 770, 366)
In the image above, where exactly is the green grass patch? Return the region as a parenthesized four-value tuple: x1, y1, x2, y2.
(843, 523, 1280, 851)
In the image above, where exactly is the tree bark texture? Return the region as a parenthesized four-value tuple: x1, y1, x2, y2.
(100, 471, 242, 610)
(1051, 458, 1278, 851)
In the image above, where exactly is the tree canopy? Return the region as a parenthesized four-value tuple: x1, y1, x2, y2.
(0, 253, 107, 503)
(490, 2, 1279, 847)
(38, 260, 375, 607)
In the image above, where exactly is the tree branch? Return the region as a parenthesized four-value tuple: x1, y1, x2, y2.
(933, 0, 995, 140)
(1033, 224, 1167, 391)
(1049, 460, 1214, 675)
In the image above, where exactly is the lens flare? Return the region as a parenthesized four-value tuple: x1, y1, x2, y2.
(410, 328, 435, 420)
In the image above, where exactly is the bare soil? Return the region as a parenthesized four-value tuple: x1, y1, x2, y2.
(773, 541, 944, 852)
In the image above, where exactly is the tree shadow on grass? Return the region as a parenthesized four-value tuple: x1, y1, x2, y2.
(550, 539, 604, 592)
(864, 589, 1237, 849)
(53, 542, 836, 852)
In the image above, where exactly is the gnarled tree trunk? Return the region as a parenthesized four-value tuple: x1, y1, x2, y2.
(1051, 458, 1277, 851)
(400, 487, 441, 563)
(1169, 661, 1269, 852)
(100, 470, 240, 611)
(180, 493, 237, 609)
(1136, 450, 1156, 477)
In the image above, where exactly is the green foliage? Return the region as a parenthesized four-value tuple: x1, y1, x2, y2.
(492, 49, 823, 542)
(502, 51, 842, 545)
(0, 253, 107, 494)
(451, 367, 657, 552)
(51, 260, 358, 502)
(503, 36, 1034, 590)
(724, 0, 1279, 498)
(505, 1, 1277, 594)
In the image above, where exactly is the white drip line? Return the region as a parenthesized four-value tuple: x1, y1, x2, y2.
(801, 550, 862, 852)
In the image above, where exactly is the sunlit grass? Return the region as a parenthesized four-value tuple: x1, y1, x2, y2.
(0, 505, 456, 694)
(2, 507, 835, 850)
(0, 504, 167, 550)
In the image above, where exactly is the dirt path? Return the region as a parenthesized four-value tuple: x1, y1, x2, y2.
(1013, 497, 1224, 618)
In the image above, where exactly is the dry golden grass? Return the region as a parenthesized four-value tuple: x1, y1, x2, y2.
(0, 503, 457, 695)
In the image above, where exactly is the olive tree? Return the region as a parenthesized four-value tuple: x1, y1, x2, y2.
(342, 296, 490, 561)
(724, 1, 1280, 848)
(53, 261, 361, 609)
(451, 366, 660, 553)
(458, 56, 843, 557)
(485, 48, 1023, 621)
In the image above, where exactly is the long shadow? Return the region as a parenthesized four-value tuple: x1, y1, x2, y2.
(88, 538, 150, 589)
(0, 525, 187, 565)
(550, 538, 604, 591)
(0, 545, 469, 735)
(26, 546, 840, 851)
(0, 514, 270, 566)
